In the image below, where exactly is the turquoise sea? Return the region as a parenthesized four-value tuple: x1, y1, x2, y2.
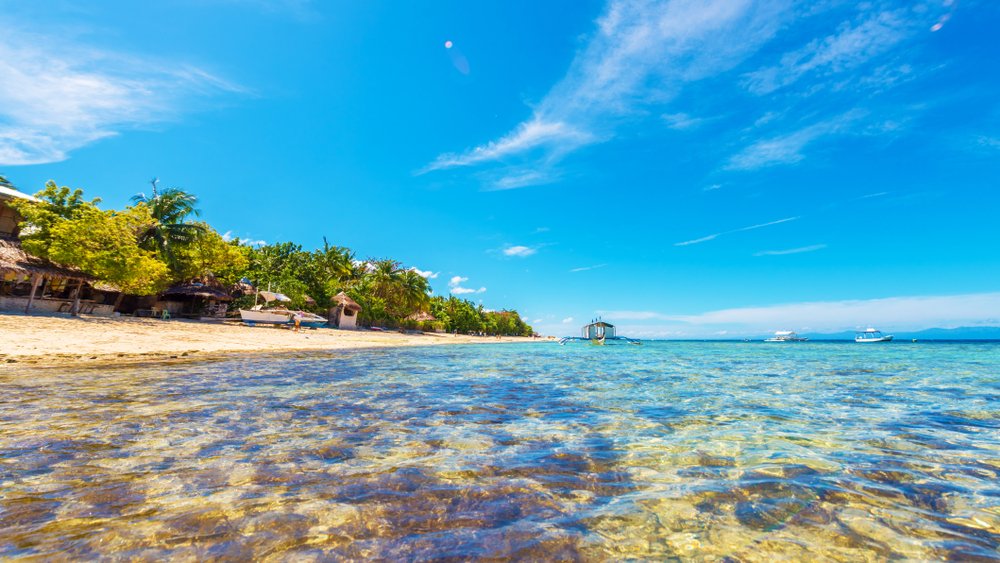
(2, 341, 999, 560)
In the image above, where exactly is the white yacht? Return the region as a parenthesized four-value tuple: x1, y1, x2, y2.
(855, 328, 893, 343)
(764, 330, 808, 342)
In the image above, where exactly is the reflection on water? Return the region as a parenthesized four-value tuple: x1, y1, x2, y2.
(1, 342, 999, 560)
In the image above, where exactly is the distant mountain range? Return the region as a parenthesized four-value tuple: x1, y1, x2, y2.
(797, 326, 1000, 341)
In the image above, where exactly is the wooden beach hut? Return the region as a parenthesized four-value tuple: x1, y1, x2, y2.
(329, 291, 362, 329)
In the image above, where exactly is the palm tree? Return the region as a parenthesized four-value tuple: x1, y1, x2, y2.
(398, 269, 431, 314)
(131, 179, 205, 270)
(366, 259, 403, 301)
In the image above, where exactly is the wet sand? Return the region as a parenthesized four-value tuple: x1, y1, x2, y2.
(0, 313, 540, 368)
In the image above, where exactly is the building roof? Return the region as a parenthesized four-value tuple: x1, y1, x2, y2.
(405, 311, 436, 322)
(0, 185, 39, 203)
(161, 283, 233, 301)
(333, 291, 362, 311)
(0, 238, 93, 281)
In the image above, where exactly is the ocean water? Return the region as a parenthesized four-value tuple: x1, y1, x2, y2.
(1, 341, 999, 560)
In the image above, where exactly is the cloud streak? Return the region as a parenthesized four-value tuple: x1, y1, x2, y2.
(569, 264, 607, 273)
(754, 243, 827, 256)
(675, 216, 799, 246)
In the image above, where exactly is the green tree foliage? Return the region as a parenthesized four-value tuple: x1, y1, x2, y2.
(131, 184, 206, 273)
(428, 295, 533, 336)
(14, 187, 170, 295)
(172, 225, 249, 285)
(9, 179, 531, 328)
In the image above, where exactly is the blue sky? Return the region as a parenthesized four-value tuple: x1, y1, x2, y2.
(1, 0, 998, 337)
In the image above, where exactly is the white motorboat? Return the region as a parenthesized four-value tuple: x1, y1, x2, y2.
(764, 330, 808, 342)
(855, 328, 893, 343)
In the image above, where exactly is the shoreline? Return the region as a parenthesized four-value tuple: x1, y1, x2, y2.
(0, 313, 541, 369)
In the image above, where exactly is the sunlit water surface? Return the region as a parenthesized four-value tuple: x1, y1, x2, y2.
(2, 342, 999, 560)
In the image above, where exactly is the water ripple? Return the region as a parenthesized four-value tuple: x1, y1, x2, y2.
(1, 341, 998, 560)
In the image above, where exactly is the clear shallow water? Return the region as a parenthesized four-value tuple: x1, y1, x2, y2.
(1, 342, 999, 561)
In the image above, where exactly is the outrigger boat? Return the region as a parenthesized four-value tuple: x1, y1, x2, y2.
(239, 290, 328, 328)
(855, 328, 893, 343)
(764, 330, 808, 342)
(559, 319, 641, 345)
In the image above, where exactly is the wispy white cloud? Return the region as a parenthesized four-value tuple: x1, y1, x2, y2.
(726, 111, 865, 170)
(0, 25, 244, 165)
(743, 10, 912, 96)
(502, 245, 537, 258)
(221, 231, 266, 246)
(670, 292, 1000, 333)
(675, 216, 799, 246)
(598, 310, 669, 321)
(409, 267, 439, 279)
(451, 286, 486, 295)
(754, 243, 827, 256)
(425, 0, 791, 178)
(448, 275, 485, 295)
(674, 234, 720, 247)
(569, 263, 608, 273)
(603, 292, 1000, 337)
(489, 168, 560, 191)
(976, 135, 1000, 151)
(703, 183, 723, 191)
(561, 317, 575, 324)
(662, 112, 706, 130)
(425, 120, 593, 172)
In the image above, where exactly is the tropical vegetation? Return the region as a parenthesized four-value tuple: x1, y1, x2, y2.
(10, 179, 533, 336)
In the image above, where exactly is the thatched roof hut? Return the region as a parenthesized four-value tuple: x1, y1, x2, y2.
(333, 291, 362, 312)
(0, 238, 92, 281)
(161, 283, 233, 301)
(405, 311, 436, 322)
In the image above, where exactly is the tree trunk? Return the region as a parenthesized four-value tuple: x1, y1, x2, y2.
(24, 274, 41, 314)
(112, 291, 125, 312)
(69, 278, 84, 316)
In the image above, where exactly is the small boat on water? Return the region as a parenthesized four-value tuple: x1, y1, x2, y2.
(856, 328, 893, 343)
(559, 319, 641, 345)
(764, 330, 808, 342)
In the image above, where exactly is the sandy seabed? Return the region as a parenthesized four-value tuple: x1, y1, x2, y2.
(0, 313, 539, 368)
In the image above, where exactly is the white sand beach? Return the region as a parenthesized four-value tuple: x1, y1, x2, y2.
(0, 314, 539, 368)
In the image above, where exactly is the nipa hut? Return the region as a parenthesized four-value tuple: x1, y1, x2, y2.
(157, 280, 232, 319)
(0, 238, 116, 316)
(329, 291, 362, 329)
(0, 185, 120, 316)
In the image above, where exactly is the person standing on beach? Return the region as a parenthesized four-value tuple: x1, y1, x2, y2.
(293, 311, 303, 332)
